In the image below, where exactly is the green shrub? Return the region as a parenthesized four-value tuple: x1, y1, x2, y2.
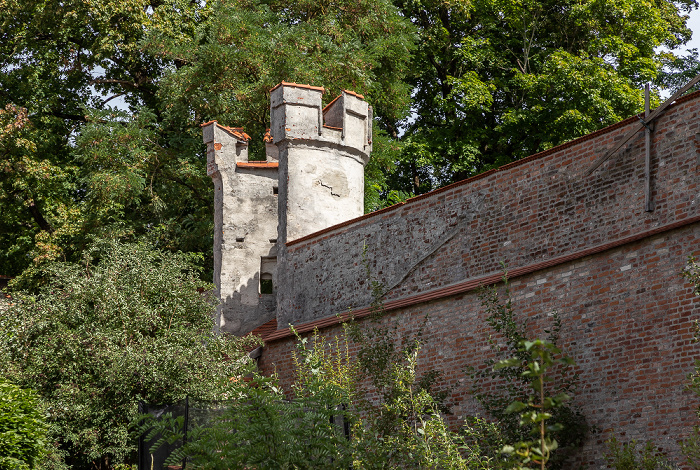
(0, 380, 46, 470)
(496, 339, 576, 469)
(0, 239, 256, 469)
(145, 325, 471, 469)
(605, 435, 679, 470)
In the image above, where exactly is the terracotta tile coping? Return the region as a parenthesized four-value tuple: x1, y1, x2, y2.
(250, 318, 278, 338)
(270, 81, 325, 93)
(344, 89, 364, 100)
(201, 120, 250, 141)
(323, 125, 342, 131)
(286, 89, 700, 249)
(237, 162, 279, 169)
(261, 214, 700, 343)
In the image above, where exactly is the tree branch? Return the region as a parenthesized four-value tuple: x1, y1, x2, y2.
(100, 93, 126, 107)
(161, 173, 210, 205)
(89, 78, 140, 88)
(27, 200, 54, 233)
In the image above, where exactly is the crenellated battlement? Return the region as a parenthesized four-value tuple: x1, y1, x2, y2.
(269, 82, 372, 163)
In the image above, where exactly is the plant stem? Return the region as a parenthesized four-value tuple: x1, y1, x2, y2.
(540, 369, 545, 470)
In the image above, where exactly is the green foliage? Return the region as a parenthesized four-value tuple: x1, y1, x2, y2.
(0, 0, 415, 277)
(0, 239, 255, 469)
(348, 344, 470, 469)
(682, 256, 700, 297)
(605, 435, 679, 470)
(145, 331, 357, 469)
(461, 417, 510, 469)
(496, 340, 575, 469)
(149, 0, 415, 139)
(681, 427, 700, 469)
(0, 380, 47, 470)
(146, 328, 472, 468)
(467, 274, 587, 468)
(387, 0, 697, 193)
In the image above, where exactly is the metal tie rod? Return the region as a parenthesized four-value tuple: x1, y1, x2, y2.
(586, 72, 700, 176)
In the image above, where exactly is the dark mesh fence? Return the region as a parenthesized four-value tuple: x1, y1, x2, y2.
(138, 400, 188, 470)
(138, 398, 228, 470)
(138, 398, 349, 469)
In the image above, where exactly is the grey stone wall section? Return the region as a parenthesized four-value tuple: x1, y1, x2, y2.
(204, 122, 279, 336)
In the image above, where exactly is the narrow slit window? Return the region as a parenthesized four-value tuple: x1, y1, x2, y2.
(269, 239, 277, 244)
(273, 186, 279, 195)
(236, 237, 245, 242)
(260, 257, 276, 295)
(260, 273, 273, 295)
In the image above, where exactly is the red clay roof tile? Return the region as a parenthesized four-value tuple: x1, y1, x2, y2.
(270, 81, 325, 93)
(220, 125, 250, 141)
(343, 89, 364, 100)
(200, 120, 250, 141)
(236, 162, 279, 169)
(249, 318, 278, 339)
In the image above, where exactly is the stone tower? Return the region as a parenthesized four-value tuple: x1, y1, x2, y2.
(202, 121, 279, 336)
(270, 82, 372, 244)
(204, 82, 372, 335)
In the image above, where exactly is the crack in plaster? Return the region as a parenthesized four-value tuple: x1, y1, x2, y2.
(319, 180, 341, 197)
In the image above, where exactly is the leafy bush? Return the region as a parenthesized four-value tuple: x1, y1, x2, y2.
(496, 340, 576, 469)
(467, 274, 588, 468)
(0, 380, 46, 470)
(144, 331, 358, 469)
(0, 239, 256, 469)
(605, 436, 679, 470)
(145, 324, 472, 469)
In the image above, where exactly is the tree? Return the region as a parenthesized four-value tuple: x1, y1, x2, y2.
(0, 240, 256, 469)
(0, 0, 415, 277)
(387, 0, 697, 194)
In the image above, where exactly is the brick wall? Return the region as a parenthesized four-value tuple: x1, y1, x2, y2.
(260, 91, 700, 467)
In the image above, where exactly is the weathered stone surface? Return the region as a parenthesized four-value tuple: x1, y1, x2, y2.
(203, 121, 279, 336)
(206, 83, 372, 335)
